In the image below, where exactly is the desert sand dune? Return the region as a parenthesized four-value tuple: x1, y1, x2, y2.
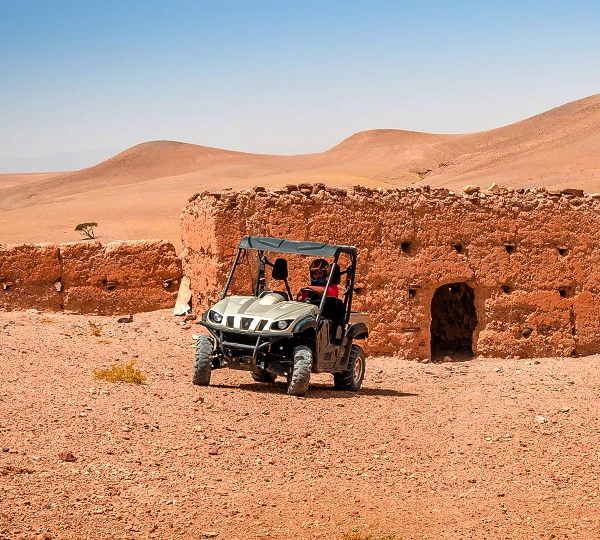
(1, 93, 599, 250)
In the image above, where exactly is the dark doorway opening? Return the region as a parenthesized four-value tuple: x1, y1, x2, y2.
(430, 282, 478, 359)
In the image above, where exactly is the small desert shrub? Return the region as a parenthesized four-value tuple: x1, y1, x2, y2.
(88, 321, 102, 336)
(75, 222, 98, 239)
(93, 361, 146, 384)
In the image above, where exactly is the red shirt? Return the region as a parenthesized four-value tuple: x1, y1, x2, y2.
(325, 284, 339, 298)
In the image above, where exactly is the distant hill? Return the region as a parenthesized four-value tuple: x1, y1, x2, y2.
(302, 93, 600, 188)
(1, 93, 599, 248)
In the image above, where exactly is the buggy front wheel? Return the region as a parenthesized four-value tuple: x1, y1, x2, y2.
(287, 345, 312, 396)
(192, 336, 214, 386)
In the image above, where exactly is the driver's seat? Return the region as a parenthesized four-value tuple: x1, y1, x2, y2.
(320, 266, 345, 341)
(271, 258, 293, 300)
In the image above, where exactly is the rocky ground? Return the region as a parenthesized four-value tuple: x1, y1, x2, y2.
(1, 309, 599, 540)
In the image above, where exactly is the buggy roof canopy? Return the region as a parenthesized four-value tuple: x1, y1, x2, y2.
(239, 236, 356, 258)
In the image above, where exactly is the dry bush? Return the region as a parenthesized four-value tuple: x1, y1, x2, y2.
(344, 533, 399, 540)
(88, 321, 102, 336)
(93, 361, 146, 384)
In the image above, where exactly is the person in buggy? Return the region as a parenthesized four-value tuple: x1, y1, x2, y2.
(296, 258, 339, 302)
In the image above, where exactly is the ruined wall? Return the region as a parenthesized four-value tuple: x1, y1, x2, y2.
(0, 240, 182, 315)
(180, 184, 600, 359)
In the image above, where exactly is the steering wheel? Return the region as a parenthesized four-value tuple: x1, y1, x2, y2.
(298, 288, 322, 304)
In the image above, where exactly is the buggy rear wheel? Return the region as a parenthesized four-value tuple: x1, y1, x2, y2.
(333, 344, 366, 391)
(251, 369, 277, 383)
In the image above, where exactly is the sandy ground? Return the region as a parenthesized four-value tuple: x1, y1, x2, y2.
(2, 309, 600, 540)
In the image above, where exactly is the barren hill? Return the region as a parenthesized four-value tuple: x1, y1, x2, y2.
(1, 93, 599, 249)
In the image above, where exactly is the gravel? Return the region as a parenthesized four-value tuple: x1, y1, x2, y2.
(1, 309, 600, 539)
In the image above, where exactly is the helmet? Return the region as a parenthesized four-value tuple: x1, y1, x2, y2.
(310, 258, 330, 285)
(310, 258, 330, 276)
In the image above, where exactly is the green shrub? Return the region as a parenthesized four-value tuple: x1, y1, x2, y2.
(75, 222, 98, 239)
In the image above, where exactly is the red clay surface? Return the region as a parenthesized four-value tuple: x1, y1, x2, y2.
(2, 309, 599, 539)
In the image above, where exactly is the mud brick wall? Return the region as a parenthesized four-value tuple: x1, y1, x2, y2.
(0, 240, 182, 315)
(180, 184, 600, 359)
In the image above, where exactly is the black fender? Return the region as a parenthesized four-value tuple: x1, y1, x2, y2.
(292, 316, 317, 334)
(347, 322, 369, 341)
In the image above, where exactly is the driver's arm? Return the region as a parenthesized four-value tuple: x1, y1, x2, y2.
(296, 286, 325, 301)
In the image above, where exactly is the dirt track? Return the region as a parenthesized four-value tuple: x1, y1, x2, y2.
(1, 309, 599, 539)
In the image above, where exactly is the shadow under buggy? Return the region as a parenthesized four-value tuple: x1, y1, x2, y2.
(193, 236, 370, 396)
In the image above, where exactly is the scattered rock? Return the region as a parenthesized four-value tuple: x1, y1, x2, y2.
(561, 188, 584, 197)
(208, 446, 219, 456)
(58, 451, 77, 462)
(462, 185, 480, 195)
(117, 315, 133, 323)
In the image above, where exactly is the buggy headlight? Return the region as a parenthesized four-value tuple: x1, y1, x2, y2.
(208, 310, 223, 324)
(272, 319, 292, 331)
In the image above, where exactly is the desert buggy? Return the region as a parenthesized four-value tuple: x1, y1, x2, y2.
(192, 236, 370, 395)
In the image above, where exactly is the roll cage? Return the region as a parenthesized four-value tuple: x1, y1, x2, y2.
(221, 236, 358, 326)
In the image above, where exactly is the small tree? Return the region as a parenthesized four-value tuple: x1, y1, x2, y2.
(75, 222, 98, 240)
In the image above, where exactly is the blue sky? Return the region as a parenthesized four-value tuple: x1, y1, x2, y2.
(1, 0, 599, 172)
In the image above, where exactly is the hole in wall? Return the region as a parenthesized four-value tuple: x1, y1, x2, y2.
(430, 282, 478, 359)
(408, 288, 417, 297)
(501, 285, 511, 294)
(453, 244, 463, 254)
(504, 244, 516, 254)
(558, 287, 574, 298)
(557, 247, 568, 256)
(522, 327, 532, 338)
(401, 242, 412, 254)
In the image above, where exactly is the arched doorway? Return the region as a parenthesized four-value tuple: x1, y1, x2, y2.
(430, 282, 478, 359)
